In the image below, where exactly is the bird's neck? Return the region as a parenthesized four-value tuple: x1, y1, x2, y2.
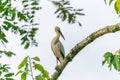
(54, 33, 60, 44)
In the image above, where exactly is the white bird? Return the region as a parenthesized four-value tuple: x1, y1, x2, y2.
(51, 26, 65, 66)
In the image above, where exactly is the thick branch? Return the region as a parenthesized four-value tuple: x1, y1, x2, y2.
(51, 23, 120, 80)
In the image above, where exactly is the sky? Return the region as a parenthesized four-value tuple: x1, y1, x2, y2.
(1, 0, 120, 80)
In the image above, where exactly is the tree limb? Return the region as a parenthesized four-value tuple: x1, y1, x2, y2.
(51, 22, 120, 80)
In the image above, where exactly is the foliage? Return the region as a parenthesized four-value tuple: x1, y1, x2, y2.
(16, 56, 50, 80)
(102, 51, 120, 72)
(0, 64, 14, 80)
(0, 50, 15, 57)
(0, 0, 41, 49)
(104, 0, 120, 15)
(51, 0, 85, 26)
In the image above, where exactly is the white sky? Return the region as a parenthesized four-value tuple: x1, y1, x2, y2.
(1, 0, 120, 80)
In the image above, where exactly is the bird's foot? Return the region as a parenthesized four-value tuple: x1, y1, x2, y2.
(55, 65, 61, 72)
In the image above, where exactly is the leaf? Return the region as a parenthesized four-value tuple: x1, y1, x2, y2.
(102, 60, 106, 65)
(63, 1, 69, 5)
(102, 52, 113, 66)
(78, 22, 82, 26)
(75, 12, 85, 16)
(42, 70, 50, 78)
(109, 0, 114, 5)
(116, 0, 120, 12)
(33, 63, 44, 72)
(21, 35, 28, 45)
(35, 75, 41, 80)
(24, 42, 30, 49)
(2, 0, 9, 6)
(31, 1, 39, 5)
(11, 9, 16, 21)
(5, 51, 15, 57)
(32, 56, 40, 62)
(6, 78, 14, 80)
(113, 55, 120, 71)
(114, 2, 119, 14)
(18, 56, 28, 69)
(17, 12, 27, 21)
(0, 33, 8, 43)
(62, 12, 67, 21)
(54, 8, 61, 14)
(4, 73, 14, 77)
(21, 72, 26, 80)
(23, 4, 28, 8)
(68, 14, 73, 23)
(22, 0, 28, 3)
(36, 75, 45, 80)
(15, 70, 23, 76)
(25, 63, 28, 73)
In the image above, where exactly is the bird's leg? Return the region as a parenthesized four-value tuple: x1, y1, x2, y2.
(56, 58, 58, 66)
(55, 58, 59, 69)
(59, 57, 63, 63)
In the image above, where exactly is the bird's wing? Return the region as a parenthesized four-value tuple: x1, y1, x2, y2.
(58, 41, 65, 58)
(51, 43, 56, 56)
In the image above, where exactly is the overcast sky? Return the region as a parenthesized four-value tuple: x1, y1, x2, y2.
(1, 0, 120, 80)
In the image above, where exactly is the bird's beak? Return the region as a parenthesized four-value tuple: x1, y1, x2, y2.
(59, 30, 65, 40)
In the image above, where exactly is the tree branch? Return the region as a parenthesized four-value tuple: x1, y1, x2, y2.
(51, 22, 120, 80)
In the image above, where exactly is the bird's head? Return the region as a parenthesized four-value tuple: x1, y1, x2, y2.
(55, 26, 65, 40)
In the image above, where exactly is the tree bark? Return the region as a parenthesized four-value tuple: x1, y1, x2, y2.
(51, 22, 120, 80)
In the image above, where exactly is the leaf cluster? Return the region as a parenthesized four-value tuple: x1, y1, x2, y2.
(102, 52, 120, 71)
(51, 0, 85, 26)
(104, 0, 120, 15)
(21, 0, 41, 23)
(16, 56, 50, 80)
(0, 50, 15, 57)
(0, 64, 14, 80)
(0, 0, 41, 49)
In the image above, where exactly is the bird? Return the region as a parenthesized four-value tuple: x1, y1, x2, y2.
(51, 26, 65, 66)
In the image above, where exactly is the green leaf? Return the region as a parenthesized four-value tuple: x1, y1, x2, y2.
(78, 22, 82, 26)
(35, 75, 45, 80)
(4, 73, 14, 77)
(23, 4, 28, 8)
(24, 43, 30, 49)
(35, 75, 41, 80)
(32, 56, 40, 62)
(31, 1, 39, 5)
(16, 70, 23, 76)
(33, 63, 44, 72)
(75, 12, 85, 16)
(102, 60, 106, 65)
(5, 51, 15, 57)
(63, 1, 69, 5)
(25, 63, 28, 73)
(113, 55, 120, 71)
(21, 72, 26, 80)
(102, 52, 113, 68)
(109, 0, 114, 5)
(17, 12, 27, 21)
(11, 9, 16, 21)
(6, 78, 14, 80)
(21, 35, 28, 45)
(42, 70, 50, 78)
(0, 33, 8, 43)
(18, 56, 28, 69)
(62, 12, 67, 21)
(104, 52, 113, 64)
(54, 8, 61, 14)
(114, 1, 119, 14)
